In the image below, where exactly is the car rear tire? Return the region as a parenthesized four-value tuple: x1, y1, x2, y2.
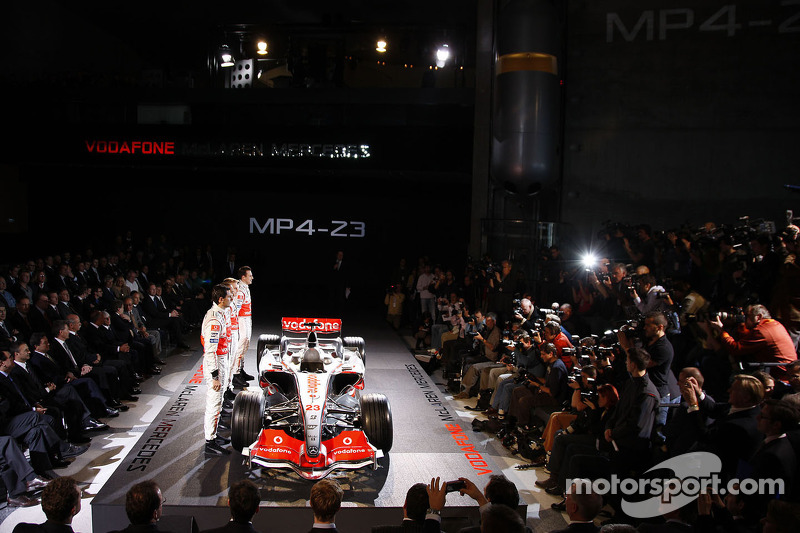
(256, 334, 280, 370)
(360, 393, 392, 452)
(344, 336, 366, 364)
(231, 390, 265, 452)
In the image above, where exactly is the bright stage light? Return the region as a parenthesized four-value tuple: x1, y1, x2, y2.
(436, 44, 450, 67)
(219, 45, 234, 67)
(581, 253, 597, 270)
(376, 39, 387, 53)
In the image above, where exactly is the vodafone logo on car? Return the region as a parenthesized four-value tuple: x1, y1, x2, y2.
(281, 317, 342, 333)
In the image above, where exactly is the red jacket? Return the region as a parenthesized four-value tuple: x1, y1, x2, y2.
(720, 319, 797, 379)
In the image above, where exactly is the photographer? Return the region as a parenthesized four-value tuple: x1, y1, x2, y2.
(700, 304, 797, 381)
(532, 321, 574, 370)
(513, 298, 537, 335)
(617, 311, 675, 427)
(383, 284, 405, 330)
(415, 265, 436, 325)
(507, 342, 569, 432)
(535, 383, 619, 497)
(431, 292, 462, 350)
(484, 333, 543, 418)
(440, 310, 484, 378)
(631, 274, 671, 316)
(524, 366, 600, 463)
(488, 260, 517, 325)
(453, 313, 502, 400)
(588, 262, 635, 324)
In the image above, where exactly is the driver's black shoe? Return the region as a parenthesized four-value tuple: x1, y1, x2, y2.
(205, 440, 231, 455)
(239, 370, 255, 381)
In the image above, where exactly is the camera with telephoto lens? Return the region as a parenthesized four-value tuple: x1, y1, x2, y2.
(716, 307, 745, 324)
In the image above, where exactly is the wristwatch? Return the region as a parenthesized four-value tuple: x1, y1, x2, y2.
(426, 508, 441, 516)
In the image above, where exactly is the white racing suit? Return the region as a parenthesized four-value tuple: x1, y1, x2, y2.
(234, 281, 252, 375)
(201, 303, 230, 441)
(225, 300, 240, 393)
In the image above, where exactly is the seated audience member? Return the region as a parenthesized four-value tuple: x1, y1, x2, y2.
(202, 479, 262, 533)
(372, 482, 443, 533)
(739, 399, 799, 521)
(694, 489, 751, 533)
(28, 330, 115, 420)
(454, 475, 520, 533)
(478, 504, 525, 533)
(310, 478, 343, 533)
(658, 367, 712, 459)
(760, 499, 800, 533)
(693, 374, 764, 482)
(0, 435, 50, 507)
(549, 480, 602, 533)
(12, 476, 82, 533)
(109, 479, 170, 533)
(7, 340, 105, 444)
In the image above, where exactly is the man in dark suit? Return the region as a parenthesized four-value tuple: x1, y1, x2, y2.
(56, 289, 81, 321)
(372, 482, 444, 533)
(30, 293, 54, 334)
(0, 435, 50, 507)
(140, 283, 189, 350)
(0, 362, 79, 476)
(9, 297, 35, 344)
(83, 310, 145, 380)
(51, 319, 131, 411)
(8, 340, 105, 443)
(107, 479, 173, 533)
(28, 331, 116, 420)
(201, 480, 262, 533)
(549, 480, 601, 533)
(691, 373, 764, 482)
(66, 313, 141, 401)
(0, 304, 18, 351)
(739, 399, 800, 522)
(309, 478, 342, 533)
(109, 300, 162, 374)
(12, 476, 83, 533)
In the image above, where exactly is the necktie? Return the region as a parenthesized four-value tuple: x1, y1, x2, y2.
(63, 341, 78, 367)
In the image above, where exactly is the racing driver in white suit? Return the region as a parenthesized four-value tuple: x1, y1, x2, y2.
(222, 277, 240, 406)
(201, 284, 233, 455)
(233, 266, 254, 386)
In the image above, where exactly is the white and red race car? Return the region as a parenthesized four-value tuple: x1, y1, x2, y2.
(230, 317, 393, 480)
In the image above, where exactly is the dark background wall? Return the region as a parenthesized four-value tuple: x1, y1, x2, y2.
(558, 0, 800, 250)
(1, 0, 799, 298)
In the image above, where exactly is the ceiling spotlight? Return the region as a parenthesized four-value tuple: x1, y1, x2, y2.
(376, 38, 387, 53)
(219, 45, 234, 67)
(436, 44, 450, 67)
(256, 40, 268, 55)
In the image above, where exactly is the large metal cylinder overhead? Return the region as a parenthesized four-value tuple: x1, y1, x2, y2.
(491, 0, 561, 197)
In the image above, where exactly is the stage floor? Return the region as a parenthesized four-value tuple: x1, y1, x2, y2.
(88, 312, 567, 533)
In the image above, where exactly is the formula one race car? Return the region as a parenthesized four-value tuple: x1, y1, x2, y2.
(231, 317, 393, 480)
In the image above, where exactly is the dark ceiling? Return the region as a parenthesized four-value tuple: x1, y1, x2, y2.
(6, 1, 478, 87)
